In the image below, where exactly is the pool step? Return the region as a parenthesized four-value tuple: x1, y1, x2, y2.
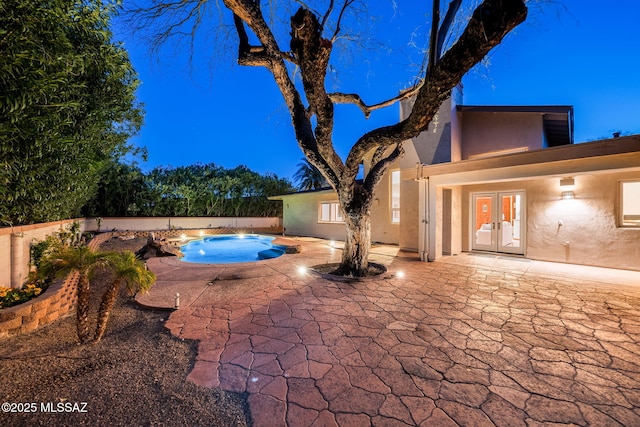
(258, 248, 286, 260)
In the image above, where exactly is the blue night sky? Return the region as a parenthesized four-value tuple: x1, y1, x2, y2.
(115, 1, 640, 181)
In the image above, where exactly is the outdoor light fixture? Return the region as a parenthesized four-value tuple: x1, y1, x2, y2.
(560, 177, 575, 187)
(180, 234, 187, 241)
(329, 240, 335, 248)
(174, 293, 180, 309)
(297, 266, 307, 275)
(561, 191, 575, 200)
(396, 271, 405, 279)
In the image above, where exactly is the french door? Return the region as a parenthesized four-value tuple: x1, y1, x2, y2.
(471, 192, 525, 254)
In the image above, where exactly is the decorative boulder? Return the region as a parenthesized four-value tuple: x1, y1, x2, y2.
(136, 233, 184, 259)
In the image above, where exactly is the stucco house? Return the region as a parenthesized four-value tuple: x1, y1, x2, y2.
(271, 88, 640, 271)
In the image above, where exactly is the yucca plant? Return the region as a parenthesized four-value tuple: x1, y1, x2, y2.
(94, 251, 155, 343)
(38, 246, 110, 344)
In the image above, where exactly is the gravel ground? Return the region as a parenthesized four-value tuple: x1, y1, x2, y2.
(0, 237, 250, 427)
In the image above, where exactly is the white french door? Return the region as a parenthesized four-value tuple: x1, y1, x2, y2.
(471, 192, 525, 255)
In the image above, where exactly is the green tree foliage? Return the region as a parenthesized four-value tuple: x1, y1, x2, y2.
(83, 161, 294, 217)
(82, 160, 148, 217)
(0, 0, 143, 225)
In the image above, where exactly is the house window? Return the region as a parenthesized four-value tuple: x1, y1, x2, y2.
(319, 201, 344, 223)
(391, 170, 400, 224)
(621, 181, 640, 227)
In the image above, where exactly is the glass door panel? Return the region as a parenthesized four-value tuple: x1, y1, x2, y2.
(472, 194, 496, 251)
(497, 192, 524, 254)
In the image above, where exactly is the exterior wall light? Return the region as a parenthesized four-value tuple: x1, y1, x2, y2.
(561, 191, 575, 200)
(560, 177, 575, 187)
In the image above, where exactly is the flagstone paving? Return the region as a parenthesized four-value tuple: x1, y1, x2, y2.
(140, 238, 640, 426)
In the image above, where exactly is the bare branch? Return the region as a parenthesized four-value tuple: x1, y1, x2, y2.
(370, 146, 387, 166)
(328, 80, 424, 119)
(363, 144, 404, 193)
(437, 0, 463, 58)
(332, 0, 355, 42)
(233, 14, 250, 57)
(427, 0, 441, 75)
(344, 0, 527, 173)
(126, 0, 210, 58)
(320, 0, 335, 31)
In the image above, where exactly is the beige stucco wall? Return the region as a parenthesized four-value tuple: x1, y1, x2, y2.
(460, 171, 640, 271)
(278, 170, 403, 245)
(278, 191, 346, 241)
(439, 186, 463, 256)
(526, 172, 639, 270)
(91, 216, 280, 232)
(399, 179, 420, 251)
(370, 171, 400, 245)
(460, 112, 544, 160)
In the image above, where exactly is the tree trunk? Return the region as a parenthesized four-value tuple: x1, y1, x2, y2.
(76, 275, 91, 344)
(94, 280, 121, 343)
(337, 201, 372, 277)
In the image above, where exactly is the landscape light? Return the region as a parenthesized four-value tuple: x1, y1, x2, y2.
(559, 177, 575, 187)
(396, 271, 405, 279)
(297, 266, 307, 275)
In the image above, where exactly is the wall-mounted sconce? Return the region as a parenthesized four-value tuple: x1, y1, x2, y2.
(561, 191, 575, 200)
(560, 177, 575, 187)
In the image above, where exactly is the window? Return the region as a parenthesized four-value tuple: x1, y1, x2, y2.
(621, 181, 640, 227)
(391, 170, 400, 224)
(319, 202, 344, 223)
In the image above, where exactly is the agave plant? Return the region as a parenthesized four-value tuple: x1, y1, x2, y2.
(94, 251, 155, 342)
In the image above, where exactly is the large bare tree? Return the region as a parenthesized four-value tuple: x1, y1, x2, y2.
(132, 0, 527, 276)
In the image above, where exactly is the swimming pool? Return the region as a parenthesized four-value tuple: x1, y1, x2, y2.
(179, 234, 285, 264)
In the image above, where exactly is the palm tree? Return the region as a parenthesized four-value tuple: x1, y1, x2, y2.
(94, 251, 155, 342)
(39, 246, 109, 344)
(293, 158, 328, 191)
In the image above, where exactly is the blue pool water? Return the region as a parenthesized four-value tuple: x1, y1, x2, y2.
(180, 235, 285, 264)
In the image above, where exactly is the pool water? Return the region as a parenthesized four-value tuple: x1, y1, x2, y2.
(180, 235, 285, 264)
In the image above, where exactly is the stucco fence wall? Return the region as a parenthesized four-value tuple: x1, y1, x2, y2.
(0, 217, 281, 339)
(91, 216, 282, 234)
(0, 219, 90, 289)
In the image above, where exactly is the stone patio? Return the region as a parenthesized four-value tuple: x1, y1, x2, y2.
(138, 237, 640, 426)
